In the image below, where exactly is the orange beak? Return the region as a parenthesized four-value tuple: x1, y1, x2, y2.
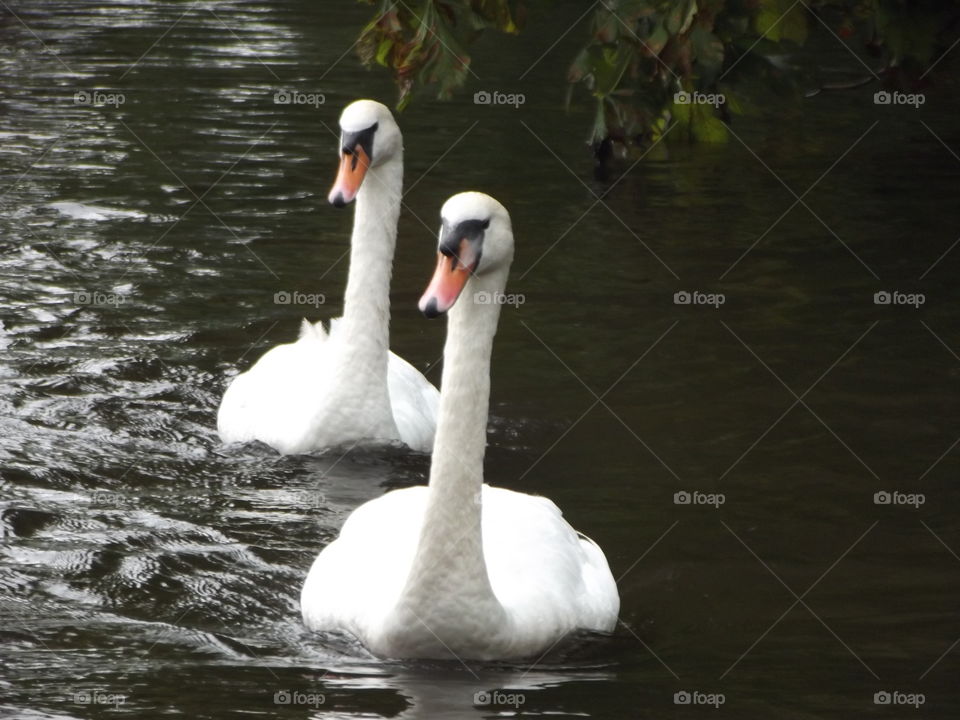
(419, 244, 476, 318)
(328, 145, 371, 207)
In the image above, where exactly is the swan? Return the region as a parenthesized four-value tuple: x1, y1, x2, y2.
(301, 192, 619, 660)
(217, 100, 439, 454)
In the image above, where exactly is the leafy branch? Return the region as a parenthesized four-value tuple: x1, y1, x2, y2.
(354, 0, 960, 150)
(357, 0, 525, 108)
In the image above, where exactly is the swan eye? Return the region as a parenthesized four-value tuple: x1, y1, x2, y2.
(438, 218, 488, 266)
(340, 122, 379, 164)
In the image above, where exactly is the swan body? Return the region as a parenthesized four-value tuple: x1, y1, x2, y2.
(301, 484, 618, 659)
(301, 192, 619, 660)
(217, 319, 439, 454)
(217, 100, 438, 454)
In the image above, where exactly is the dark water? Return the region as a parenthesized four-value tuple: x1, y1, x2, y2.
(2, 1, 960, 718)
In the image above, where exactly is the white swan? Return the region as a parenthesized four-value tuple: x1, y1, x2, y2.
(217, 100, 439, 454)
(301, 192, 619, 660)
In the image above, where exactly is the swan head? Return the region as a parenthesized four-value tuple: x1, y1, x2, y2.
(328, 99, 402, 208)
(418, 192, 514, 318)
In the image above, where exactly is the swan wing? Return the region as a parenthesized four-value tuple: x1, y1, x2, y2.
(301, 486, 428, 637)
(387, 352, 439, 453)
(217, 320, 335, 453)
(481, 486, 620, 641)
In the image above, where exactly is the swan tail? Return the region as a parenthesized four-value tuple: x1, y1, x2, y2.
(298, 318, 327, 341)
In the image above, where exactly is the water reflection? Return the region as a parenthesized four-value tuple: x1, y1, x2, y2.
(321, 663, 615, 720)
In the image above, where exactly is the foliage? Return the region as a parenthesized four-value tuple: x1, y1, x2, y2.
(356, 0, 525, 109)
(355, 0, 960, 147)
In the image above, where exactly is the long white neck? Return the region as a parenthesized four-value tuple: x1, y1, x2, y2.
(338, 155, 402, 368)
(397, 266, 510, 615)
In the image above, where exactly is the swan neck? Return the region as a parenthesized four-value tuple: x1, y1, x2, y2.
(399, 269, 509, 609)
(339, 156, 402, 357)
(428, 285, 504, 494)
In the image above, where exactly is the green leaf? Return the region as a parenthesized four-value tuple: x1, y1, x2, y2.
(779, 1, 808, 45)
(755, 0, 807, 46)
(375, 38, 393, 66)
(691, 102, 727, 142)
(755, 2, 783, 42)
(592, 44, 633, 98)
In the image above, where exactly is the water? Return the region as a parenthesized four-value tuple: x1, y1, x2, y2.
(2, 1, 960, 717)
